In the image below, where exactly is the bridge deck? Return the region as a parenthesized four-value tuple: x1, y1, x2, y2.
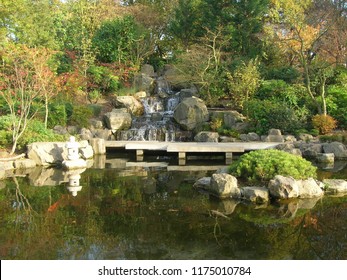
(105, 141, 281, 165)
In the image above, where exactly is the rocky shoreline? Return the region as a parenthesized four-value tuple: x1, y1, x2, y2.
(194, 170, 347, 203)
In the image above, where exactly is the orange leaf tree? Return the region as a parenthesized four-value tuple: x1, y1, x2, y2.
(0, 43, 57, 154)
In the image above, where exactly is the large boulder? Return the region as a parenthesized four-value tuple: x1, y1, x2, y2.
(155, 77, 171, 98)
(104, 109, 132, 131)
(79, 140, 94, 160)
(27, 142, 67, 166)
(297, 178, 324, 198)
(210, 173, 241, 199)
(276, 143, 302, 157)
(0, 167, 5, 180)
(79, 128, 94, 141)
(93, 129, 112, 141)
(316, 153, 335, 163)
(179, 88, 198, 101)
(140, 64, 155, 77)
(194, 131, 219, 142)
(268, 175, 299, 199)
(262, 129, 285, 142)
(114, 96, 144, 116)
(242, 187, 269, 204)
(193, 177, 211, 189)
(323, 179, 347, 193)
(2, 161, 14, 171)
(133, 73, 155, 94)
(27, 141, 94, 166)
(322, 142, 347, 159)
(298, 143, 323, 158)
(240, 132, 260, 142)
(210, 110, 249, 132)
(13, 159, 37, 169)
(173, 97, 209, 131)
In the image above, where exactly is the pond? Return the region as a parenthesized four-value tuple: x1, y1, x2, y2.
(0, 154, 347, 260)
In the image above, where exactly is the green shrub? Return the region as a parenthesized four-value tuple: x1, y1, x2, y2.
(229, 149, 317, 182)
(87, 89, 101, 104)
(217, 127, 240, 138)
(0, 115, 14, 147)
(210, 117, 223, 132)
(87, 104, 103, 117)
(47, 103, 67, 128)
(326, 85, 347, 128)
(0, 115, 67, 150)
(319, 133, 347, 144)
(17, 120, 67, 150)
(68, 105, 93, 128)
(263, 66, 300, 83)
(256, 79, 289, 100)
(244, 99, 308, 135)
(87, 65, 120, 95)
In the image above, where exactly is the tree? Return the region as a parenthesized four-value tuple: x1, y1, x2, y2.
(168, 0, 203, 51)
(93, 16, 153, 67)
(227, 58, 261, 110)
(229, 0, 269, 57)
(0, 43, 57, 154)
(268, 0, 347, 115)
(0, 0, 61, 48)
(171, 27, 228, 104)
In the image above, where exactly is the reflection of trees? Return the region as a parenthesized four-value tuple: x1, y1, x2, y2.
(1, 168, 347, 260)
(13, 177, 37, 228)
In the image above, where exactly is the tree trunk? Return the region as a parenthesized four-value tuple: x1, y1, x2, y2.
(44, 95, 48, 129)
(320, 75, 327, 116)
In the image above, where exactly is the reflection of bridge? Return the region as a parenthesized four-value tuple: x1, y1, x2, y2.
(105, 141, 281, 165)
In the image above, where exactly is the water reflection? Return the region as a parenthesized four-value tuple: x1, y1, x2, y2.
(0, 160, 346, 260)
(66, 169, 86, 197)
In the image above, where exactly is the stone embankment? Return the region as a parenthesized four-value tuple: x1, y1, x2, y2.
(0, 138, 106, 179)
(194, 170, 347, 203)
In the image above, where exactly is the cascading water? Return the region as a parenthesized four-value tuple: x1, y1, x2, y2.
(115, 78, 189, 142)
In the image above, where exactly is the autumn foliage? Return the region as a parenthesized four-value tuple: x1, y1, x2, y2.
(312, 114, 338, 135)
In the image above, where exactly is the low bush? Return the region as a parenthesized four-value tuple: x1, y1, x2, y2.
(263, 66, 300, 83)
(17, 120, 67, 150)
(210, 117, 223, 132)
(68, 105, 93, 128)
(217, 127, 240, 138)
(0, 115, 67, 150)
(319, 133, 347, 144)
(87, 65, 120, 95)
(47, 103, 67, 128)
(312, 114, 337, 135)
(244, 99, 308, 135)
(88, 104, 103, 117)
(326, 85, 347, 129)
(0, 115, 14, 148)
(229, 149, 317, 182)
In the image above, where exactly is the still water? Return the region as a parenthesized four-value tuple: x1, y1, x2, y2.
(0, 155, 347, 260)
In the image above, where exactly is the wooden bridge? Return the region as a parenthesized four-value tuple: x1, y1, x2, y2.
(105, 141, 281, 165)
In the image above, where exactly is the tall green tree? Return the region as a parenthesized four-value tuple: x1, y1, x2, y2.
(230, 0, 269, 57)
(92, 16, 152, 67)
(0, 0, 61, 48)
(168, 0, 203, 51)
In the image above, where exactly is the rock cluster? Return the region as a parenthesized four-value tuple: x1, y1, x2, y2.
(194, 171, 346, 203)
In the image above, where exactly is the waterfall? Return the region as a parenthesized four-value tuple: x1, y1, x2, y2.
(114, 77, 185, 141)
